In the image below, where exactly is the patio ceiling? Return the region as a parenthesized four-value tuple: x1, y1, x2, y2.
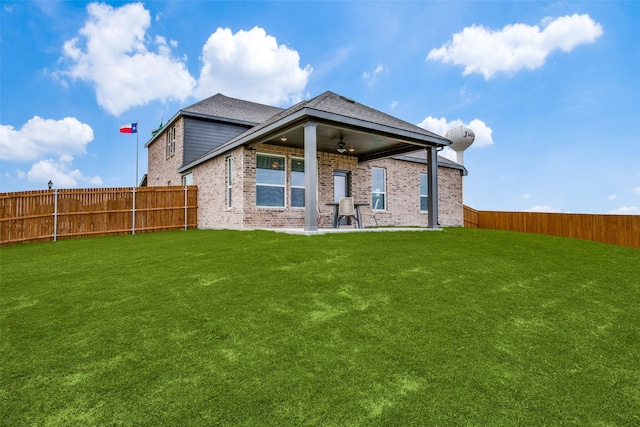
(256, 123, 429, 162)
(247, 111, 450, 163)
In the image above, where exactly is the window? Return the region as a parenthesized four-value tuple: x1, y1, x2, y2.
(372, 167, 386, 210)
(182, 172, 193, 186)
(226, 156, 232, 208)
(165, 126, 176, 158)
(256, 154, 285, 207)
(291, 158, 305, 208)
(420, 173, 428, 212)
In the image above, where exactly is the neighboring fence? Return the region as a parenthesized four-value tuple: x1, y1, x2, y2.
(463, 205, 480, 229)
(463, 206, 639, 249)
(1, 186, 198, 246)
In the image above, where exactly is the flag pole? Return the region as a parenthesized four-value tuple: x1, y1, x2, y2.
(135, 120, 139, 187)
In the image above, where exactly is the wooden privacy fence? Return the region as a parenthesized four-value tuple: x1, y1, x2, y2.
(463, 206, 639, 249)
(1, 186, 197, 246)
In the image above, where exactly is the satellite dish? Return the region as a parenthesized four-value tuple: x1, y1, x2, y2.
(445, 126, 475, 165)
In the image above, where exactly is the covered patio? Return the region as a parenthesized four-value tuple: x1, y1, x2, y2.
(185, 92, 451, 232)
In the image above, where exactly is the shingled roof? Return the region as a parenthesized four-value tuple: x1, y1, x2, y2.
(218, 91, 449, 148)
(178, 91, 454, 172)
(182, 93, 283, 124)
(306, 91, 445, 140)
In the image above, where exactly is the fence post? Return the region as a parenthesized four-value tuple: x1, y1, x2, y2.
(184, 186, 188, 231)
(53, 189, 58, 242)
(132, 187, 136, 235)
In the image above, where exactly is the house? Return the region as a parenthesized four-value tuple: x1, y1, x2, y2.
(145, 91, 467, 231)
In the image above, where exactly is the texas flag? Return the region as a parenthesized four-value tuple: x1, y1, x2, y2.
(120, 123, 137, 133)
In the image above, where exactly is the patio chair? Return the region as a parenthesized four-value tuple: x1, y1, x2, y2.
(337, 197, 359, 228)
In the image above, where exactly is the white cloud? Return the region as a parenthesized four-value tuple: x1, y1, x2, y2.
(26, 155, 102, 188)
(362, 64, 389, 86)
(194, 27, 312, 106)
(632, 187, 640, 195)
(521, 194, 531, 199)
(609, 206, 640, 215)
(417, 116, 494, 147)
(0, 116, 94, 161)
(59, 2, 196, 116)
(389, 100, 398, 110)
(607, 194, 617, 200)
(525, 205, 561, 213)
(427, 14, 603, 79)
(155, 36, 174, 56)
(58, 4, 313, 114)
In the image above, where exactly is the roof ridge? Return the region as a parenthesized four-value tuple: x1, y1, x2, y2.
(305, 90, 336, 107)
(183, 93, 283, 112)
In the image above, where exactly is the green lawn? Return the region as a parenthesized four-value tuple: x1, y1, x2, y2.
(1, 228, 638, 426)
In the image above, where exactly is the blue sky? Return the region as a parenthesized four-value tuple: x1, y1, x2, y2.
(1, 1, 639, 214)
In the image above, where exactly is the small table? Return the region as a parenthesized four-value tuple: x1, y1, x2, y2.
(325, 202, 369, 228)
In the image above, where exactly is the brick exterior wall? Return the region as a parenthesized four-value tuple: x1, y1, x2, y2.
(195, 147, 244, 229)
(190, 144, 463, 229)
(147, 118, 185, 187)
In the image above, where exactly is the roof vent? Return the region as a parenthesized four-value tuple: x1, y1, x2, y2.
(339, 95, 356, 104)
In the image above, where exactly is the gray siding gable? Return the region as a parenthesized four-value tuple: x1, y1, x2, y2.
(182, 117, 250, 167)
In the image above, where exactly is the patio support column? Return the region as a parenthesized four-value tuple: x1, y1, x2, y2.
(427, 146, 439, 229)
(304, 122, 318, 231)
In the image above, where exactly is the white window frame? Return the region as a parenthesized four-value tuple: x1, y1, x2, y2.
(182, 172, 193, 186)
(165, 130, 170, 158)
(256, 153, 286, 208)
(226, 156, 232, 209)
(165, 126, 176, 158)
(420, 173, 428, 212)
(290, 157, 305, 208)
(170, 126, 176, 157)
(372, 167, 386, 210)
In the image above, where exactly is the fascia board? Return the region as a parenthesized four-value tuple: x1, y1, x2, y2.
(180, 111, 259, 127)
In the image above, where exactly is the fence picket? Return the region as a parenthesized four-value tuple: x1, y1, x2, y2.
(463, 206, 639, 249)
(0, 186, 197, 246)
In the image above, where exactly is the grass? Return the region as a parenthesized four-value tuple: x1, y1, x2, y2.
(1, 228, 639, 426)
